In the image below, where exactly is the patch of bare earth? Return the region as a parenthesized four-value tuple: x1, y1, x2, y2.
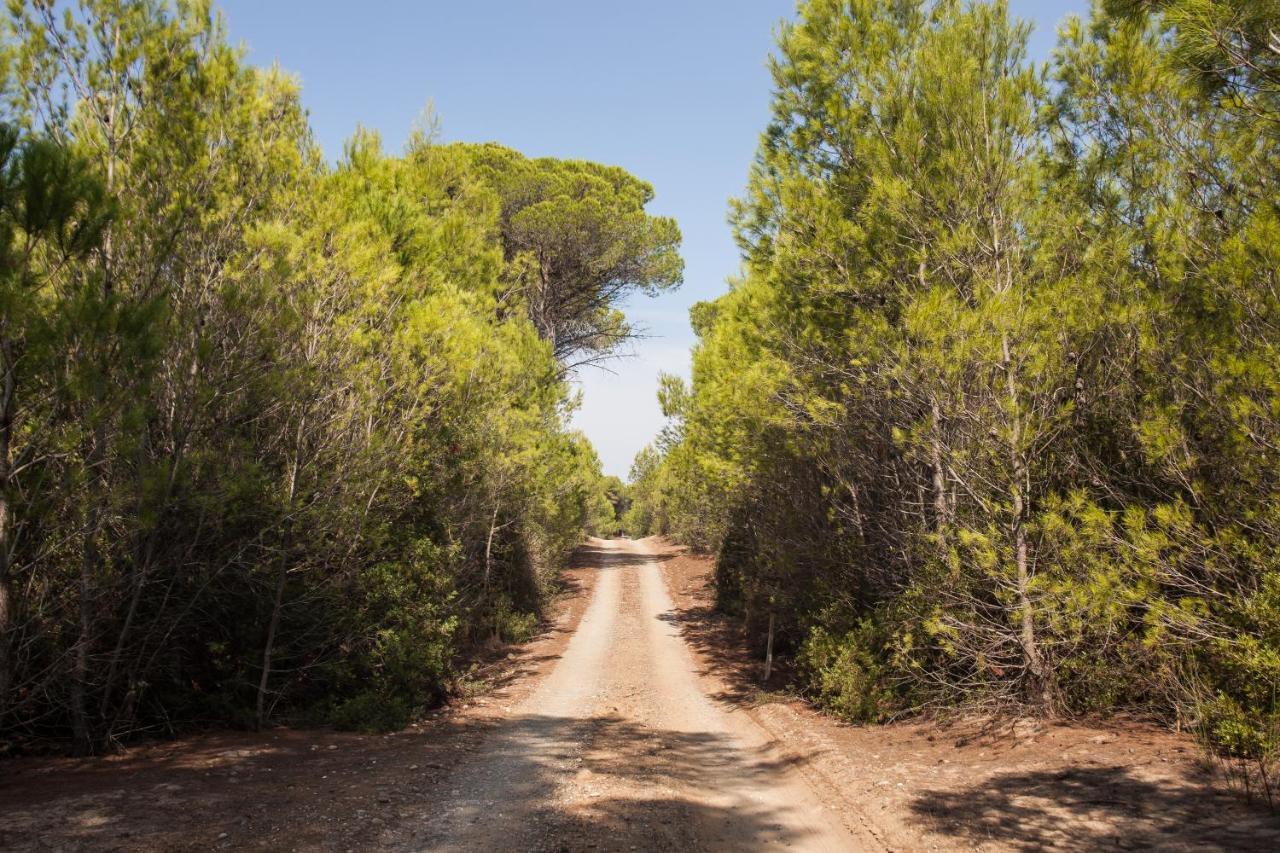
(654, 536, 1280, 851)
(0, 557, 600, 852)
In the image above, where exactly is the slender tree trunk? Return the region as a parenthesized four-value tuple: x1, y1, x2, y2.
(73, 377, 110, 754)
(74, 381, 109, 754)
(102, 432, 190, 735)
(922, 259, 952, 558)
(72, 485, 98, 754)
(763, 610, 776, 683)
(71, 47, 121, 754)
(0, 503, 10, 727)
(483, 502, 499, 591)
(101, 529, 159, 739)
(484, 502, 503, 643)
(255, 562, 287, 731)
(257, 422, 303, 730)
(1012, 485, 1051, 710)
(73, 252, 112, 754)
(929, 398, 951, 558)
(0, 337, 15, 723)
(1002, 332, 1052, 712)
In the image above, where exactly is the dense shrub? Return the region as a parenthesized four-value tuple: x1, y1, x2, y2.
(330, 693, 413, 734)
(633, 0, 1280, 782)
(0, 0, 678, 752)
(798, 624, 894, 724)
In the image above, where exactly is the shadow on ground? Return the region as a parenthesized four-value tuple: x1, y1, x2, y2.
(908, 761, 1280, 851)
(0, 709, 820, 851)
(407, 712, 816, 852)
(571, 542, 675, 571)
(652, 550, 782, 708)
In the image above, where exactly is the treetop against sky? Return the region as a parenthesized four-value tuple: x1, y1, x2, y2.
(219, 0, 1087, 477)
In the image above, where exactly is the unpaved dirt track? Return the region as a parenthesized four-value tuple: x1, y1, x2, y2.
(412, 538, 864, 852)
(7, 538, 1273, 852)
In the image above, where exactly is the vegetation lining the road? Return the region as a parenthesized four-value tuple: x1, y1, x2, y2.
(627, 0, 1280, 789)
(0, 0, 680, 753)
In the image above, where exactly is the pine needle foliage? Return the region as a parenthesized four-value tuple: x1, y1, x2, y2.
(634, 0, 1280, 784)
(0, 0, 658, 749)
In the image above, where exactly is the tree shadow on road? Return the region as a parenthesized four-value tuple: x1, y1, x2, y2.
(0, 710, 822, 852)
(651, 550, 779, 710)
(405, 711, 821, 852)
(657, 604, 769, 709)
(908, 764, 1280, 851)
(571, 542, 676, 572)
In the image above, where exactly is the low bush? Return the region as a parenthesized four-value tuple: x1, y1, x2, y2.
(329, 693, 413, 733)
(798, 622, 895, 724)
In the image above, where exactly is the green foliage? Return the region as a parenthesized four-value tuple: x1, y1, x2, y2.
(798, 622, 895, 724)
(329, 693, 413, 734)
(621, 444, 665, 537)
(340, 543, 460, 708)
(1106, 0, 1280, 129)
(0, 0, 667, 751)
(1202, 692, 1280, 760)
(492, 597, 541, 645)
(456, 143, 683, 367)
(1198, 691, 1280, 805)
(639, 0, 1280, 779)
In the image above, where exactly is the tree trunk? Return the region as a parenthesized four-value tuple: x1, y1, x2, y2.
(483, 502, 499, 591)
(72, 498, 97, 755)
(1002, 332, 1053, 713)
(763, 610, 776, 683)
(0, 501, 10, 727)
(255, 563, 287, 731)
(1011, 476, 1052, 711)
(930, 398, 951, 558)
(0, 337, 14, 723)
(74, 350, 111, 755)
(71, 63, 120, 755)
(257, 424, 303, 731)
(101, 435, 190, 736)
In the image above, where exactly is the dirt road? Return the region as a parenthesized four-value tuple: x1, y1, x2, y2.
(413, 537, 864, 851)
(4, 537, 1278, 852)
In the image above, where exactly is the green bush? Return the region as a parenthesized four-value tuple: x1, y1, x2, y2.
(494, 600, 540, 644)
(1197, 692, 1280, 805)
(1201, 694, 1280, 762)
(329, 692, 413, 733)
(1193, 571, 1280, 800)
(712, 516, 753, 616)
(798, 622, 895, 723)
(345, 546, 459, 703)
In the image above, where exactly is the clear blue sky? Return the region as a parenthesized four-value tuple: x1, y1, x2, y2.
(219, 0, 1087, 478)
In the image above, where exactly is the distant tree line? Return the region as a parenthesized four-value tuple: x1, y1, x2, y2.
(0, 0, 678, 753)
(630, 0, 1280, 780)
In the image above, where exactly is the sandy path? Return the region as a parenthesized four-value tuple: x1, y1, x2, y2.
(5, 537, 1277, 851)
(411, 538, 863, 852)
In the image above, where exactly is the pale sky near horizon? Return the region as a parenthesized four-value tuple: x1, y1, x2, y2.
(219, 0, 1086, 479)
